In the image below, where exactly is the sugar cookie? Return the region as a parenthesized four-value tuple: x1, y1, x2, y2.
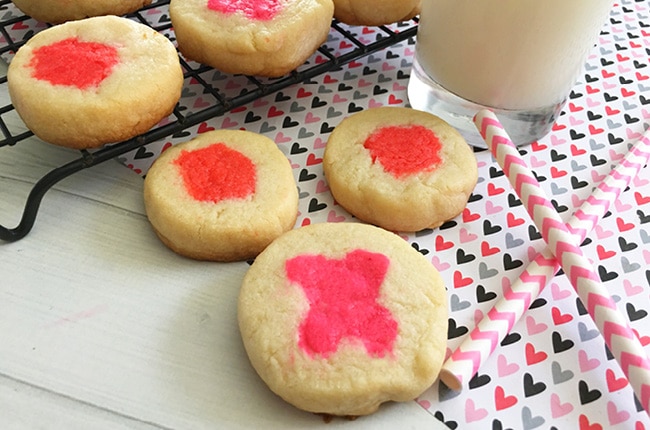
(333, 0, 420, 26)
(11, 0, 152, 24)
(238, 222, 448, 416)
(170, 0, 334, 77)
(7, 16, 183, 149)
(323, 107, 478, 232)
(143, 130, 298, 261)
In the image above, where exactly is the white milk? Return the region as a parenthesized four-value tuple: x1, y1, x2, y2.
(415, 0, 614, 110)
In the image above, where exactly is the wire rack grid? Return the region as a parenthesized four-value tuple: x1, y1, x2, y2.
(0, 0, 418, 242)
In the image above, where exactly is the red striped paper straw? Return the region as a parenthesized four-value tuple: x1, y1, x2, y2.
(463, 109, 650, 413)
(440, 119, 650, 391)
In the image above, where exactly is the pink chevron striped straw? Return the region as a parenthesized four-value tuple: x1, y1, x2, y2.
(440, 116, 650, 392)
(462, 109, 650, 413)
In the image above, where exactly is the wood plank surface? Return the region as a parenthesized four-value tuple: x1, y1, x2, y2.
(0, 65, 442, 429)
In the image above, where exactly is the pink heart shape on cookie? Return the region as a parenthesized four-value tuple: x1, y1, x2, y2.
(208, 0, 283, 20)
(285, 249, 397, 358)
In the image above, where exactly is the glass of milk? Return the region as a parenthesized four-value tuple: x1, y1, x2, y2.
(408, 0, 614, 147)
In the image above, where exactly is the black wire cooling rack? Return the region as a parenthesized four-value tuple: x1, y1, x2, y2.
(0, 0, 418, 242)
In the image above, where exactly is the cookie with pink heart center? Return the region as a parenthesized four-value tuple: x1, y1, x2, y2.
(207, 0, 283, 20)
(170, 0, 334, 77)
(286, 249, 398, 358)
(238, 222, 448, 416)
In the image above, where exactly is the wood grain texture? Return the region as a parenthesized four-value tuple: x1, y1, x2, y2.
(0, 65, 441, 429)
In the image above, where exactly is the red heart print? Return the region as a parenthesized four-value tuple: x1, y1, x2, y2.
(198, 122, 215, 133)
(388, 94, 403, 104)
(506, 212, 525, 227)
(551, 307, 573, 325)
(635, 192, 650, 205)
(306, 153, 322, 166)
(267, 106, 284, 117)
(531, 141, 548, 151)
(525, 343, 547, 365)
(435, 235, 454, 251)
(297, 88, 312, 98)
(616, 217, 635, 232)
(481, 241, 500, 256)
(494, 386, 517, 411)
(621, 87, 635, 97)
(11, 21, 30, 30)
(579, 415, 603, 430)
(462, 208, 481, 223)
(453, 271, 473, 288)
(568, 102, 583, 112)
(596, 245, 616, 260)
(602, 69, 615, 79)
(487, 183, 505, 196)
(550, 166, 567, 178)
(589, 124, 605, 135)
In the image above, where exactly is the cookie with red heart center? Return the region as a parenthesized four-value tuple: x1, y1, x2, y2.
(323, 107, 478, 232)
(29, 38, 120, 89)
(7, 15, 183, 149)
(238, 222, 448, 416)
(170, 0, 334, 77)
(143, 129, 298, 261)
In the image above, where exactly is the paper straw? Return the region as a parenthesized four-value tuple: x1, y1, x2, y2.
(440, 119, 650, 391)
(456, 109, 650, 413)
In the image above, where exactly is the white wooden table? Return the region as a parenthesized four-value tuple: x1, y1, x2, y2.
(0, 60, 445, 429)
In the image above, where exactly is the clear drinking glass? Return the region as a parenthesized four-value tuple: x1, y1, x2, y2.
(408, 0, 614, 147)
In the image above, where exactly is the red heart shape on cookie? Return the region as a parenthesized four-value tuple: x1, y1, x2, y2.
(30, 38, 119, 89)
(174, 143, 256, 203)
(363, 125, 442, 178)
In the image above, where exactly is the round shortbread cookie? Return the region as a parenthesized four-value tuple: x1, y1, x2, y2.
(333, 0, 419, 26)
(143, 130, 298, 262)
(11, 0, 152, 24)
(238, 222, 448, 416)
(323, 107, 478, 232)
(170, 0, 334, 77)
(7, 16, 183, 149)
